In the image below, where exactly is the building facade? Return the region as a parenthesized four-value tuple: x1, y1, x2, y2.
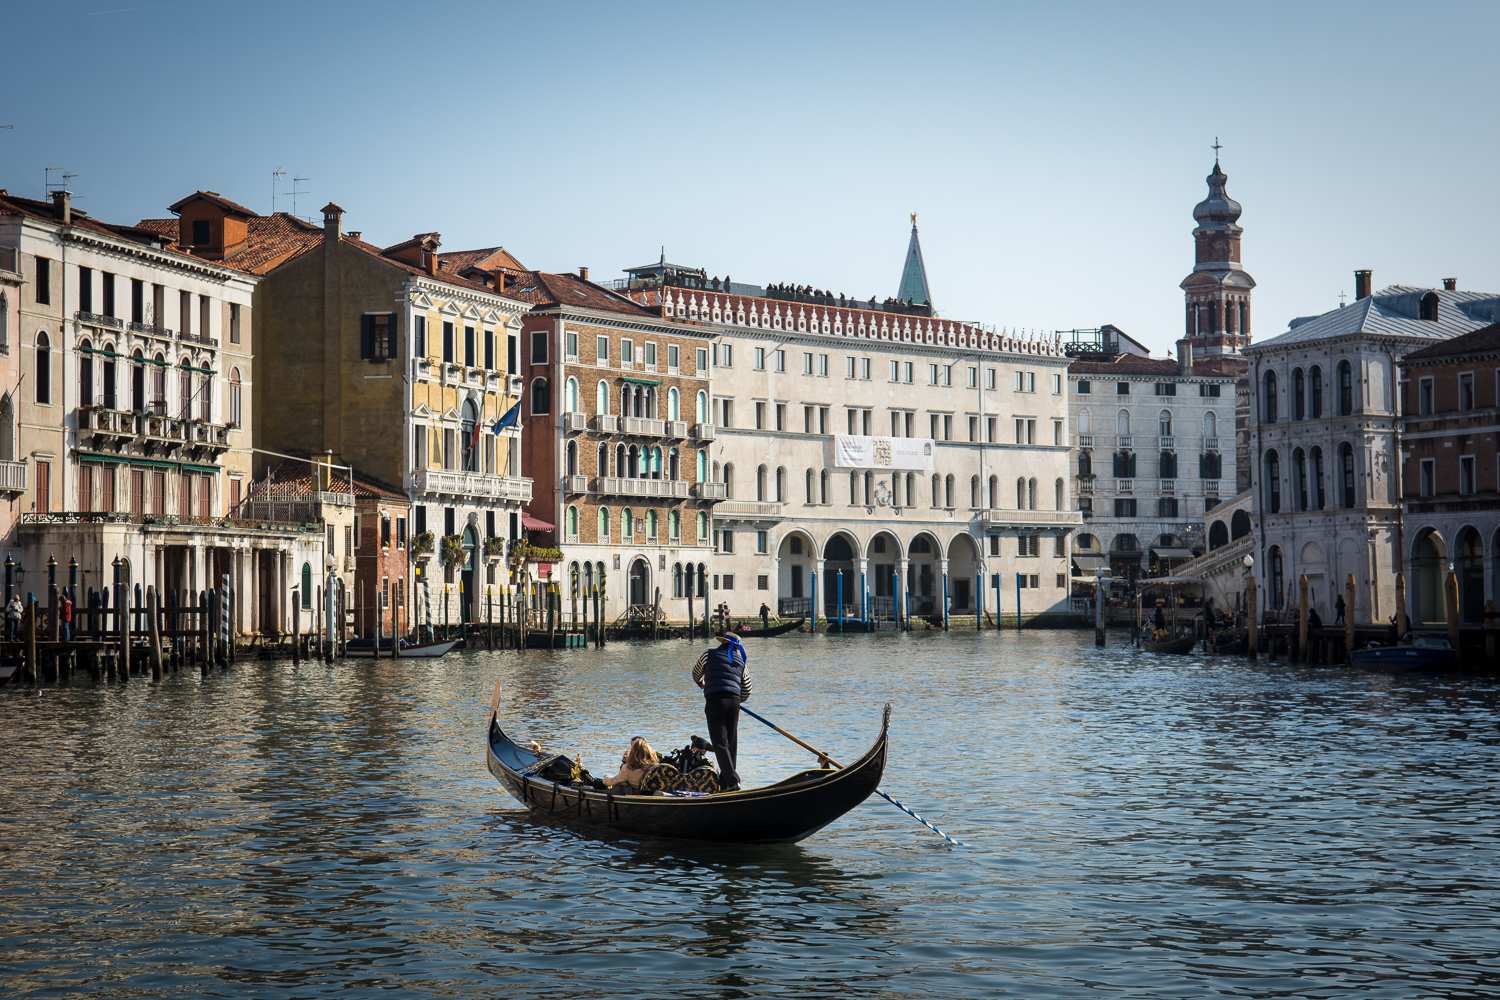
(515, 270, 716, 624)
(1397, 322, 1500, 626)
(621, 253, 1079, 621)
(0, 240, 25, 545)
(1245, 274, 1500, 624)
(2, 188, 319, 633)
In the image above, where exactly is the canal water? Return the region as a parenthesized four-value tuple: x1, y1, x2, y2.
(2, 632, 1498, 999)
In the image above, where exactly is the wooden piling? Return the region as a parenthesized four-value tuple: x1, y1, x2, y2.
(1484, 600, 1496, 663)
(1395, 572, 1408, 638)
(148, 586, 163, 681)
(120, 586, 131, 681)
(25, 600, 37, 684)
(1297, 574, 1310, 663)
(1444, 569, 1461, 659)
(1344, 575, 1357, 665)
(1246, 575, 1258, 661)
(292, 590, 301, 665)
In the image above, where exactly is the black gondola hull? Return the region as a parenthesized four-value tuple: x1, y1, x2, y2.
(485, 708, 888, 844)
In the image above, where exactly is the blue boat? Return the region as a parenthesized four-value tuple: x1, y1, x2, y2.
(1349, 634, 1458, 672)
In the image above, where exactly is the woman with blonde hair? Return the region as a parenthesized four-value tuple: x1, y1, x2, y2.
(601, 736, 659, 793)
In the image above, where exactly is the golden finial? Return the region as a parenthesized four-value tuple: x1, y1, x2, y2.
(910, 212, 918, 227)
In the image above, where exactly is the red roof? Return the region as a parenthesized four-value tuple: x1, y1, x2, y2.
(254, 458, 408, 503)
(1401, 321, 1500, 362)
(137, 212, 326, 275)
(512, 271, 661, 318)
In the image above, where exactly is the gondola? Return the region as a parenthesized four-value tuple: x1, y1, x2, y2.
(345, 637, 458, 659)
(732, 617, 805, 638)
(485, 692, 889, 844)
(1142, 635, 1196, 654)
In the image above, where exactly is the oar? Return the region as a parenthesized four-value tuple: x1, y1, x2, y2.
(738, 705, 968, 848)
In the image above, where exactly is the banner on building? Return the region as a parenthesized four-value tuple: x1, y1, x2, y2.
(833, 435, 936, 471)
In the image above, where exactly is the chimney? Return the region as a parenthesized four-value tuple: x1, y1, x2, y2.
(497, 271, 508, 294)
(1354, 269, 1372, 300)
(347, 231, 361, 241)
(579, 266, 589, 281)
(1443, 277, 1457, 291)
(424, 250, 438, 276)
(1176, 338, 1194, 376)
(321, 202, 344, 244)
(52, 190, 71, 226)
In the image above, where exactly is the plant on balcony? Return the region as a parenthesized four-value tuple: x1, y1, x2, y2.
(440, 534, 467, 575)
(412, 530, 435, 555)
(483, 536, 505, 560)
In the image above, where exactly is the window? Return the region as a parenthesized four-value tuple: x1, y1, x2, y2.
(361, 314, 394, 361)
(929, 363, 939, 385)
(755, 402, 766, 430)
(756, 530, 768, 554)
(697, 347, 708, 372)
(1339, 361, 1353, 415)
(719, 344, 732, 367)
(1157, 498, 1178, 517)
(1459, 455, 1475, 495)
(531, 377, 550, 414)
(442, 322, 456, 363)
(1053, 420, 1063, 446)
(1418, 377, 1434, 415)
(485, 329, 495, 369)
(758, 575, 769, 591)
(1013, 371, 1033, 392)
(508, 334, 518, 374)
(1311, 447, 1325, 510)
(34, 332, 49, 404)
(101, 272, 115, 317)
(1263, 370, 1278, 423)
(1117, 382, 1130, 395)
(1053, 373, 1062, 394)
(774, 349, 785, 372)
(722, 575, 735, 590)
(35, 460, 49, 512)
(131, 279, 145, 323)
(1459, 372, 1475, 411)
(1076, 380, 1091, 394)
(413, 316, 427, 357)
(35, 257, 50, 304)
(1113, 498, 1137, 517)
(720, 530, 734, 554)
(1292, 368, 1305, 420)
(818, 354, 828, 377)
(1199, 383, 1221, 397)
(890, 360, 900, 382)
(1419, 458, 1435, 497)
(644, 342, 657, 367)
(967, 366, 978, 388)
(1154, 382, 1176, 396)
(1265, 450, 1281, 513)
(1341, 443, 1356, 508)
(593, 336, 609, 363)
(754, 347, 767, 370)
(1309, 366, 1322, 416)
(904, 362, 914, 383)
(563, 329, 577, 360)
(668, 345, 679, 370)
(229, 368, 242, 425)
(804, 352, 815, 374)
(531, 330, 548, 364)
(229, 303, 241, 345)
(861, 358, 871, 380)
(775, 403, 785, 430)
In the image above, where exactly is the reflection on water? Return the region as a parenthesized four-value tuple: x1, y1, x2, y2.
(2, 632, 1499, 998)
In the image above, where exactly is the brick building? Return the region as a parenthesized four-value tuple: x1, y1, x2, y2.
(514, 270, 715, 623)
(1397, 322, 1500, 625)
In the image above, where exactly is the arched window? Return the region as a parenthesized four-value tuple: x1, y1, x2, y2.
(566, 505, 579, 537)
(932, 473, 941, 507)
(723, 463, 734, 499)
(35, 332, 50, 404)
(598, 506, 610, 538)
(1159, 451, 1177, 479)
(1203, 411, 1217, 439)
(565, 377, 579, 413)
(152, 353, 167, 413)
(79, 338, 94, 406)
(1116, 410, 1130, 436)
(1016, 477, 1026, 508)
(1027, 477, 1037, 510)
(1263, 369, 1278, 423)
(531, 377, 550, 414)
(668, 448, 680, 480)
(970, 475, 980, 508)
(0, 393, 12, 462)
(178, 358, 191, 416)
(775, 466, 786, 502)
(1338, 361, 1353, 415)
(1055, 478, 1064, 509)
(622, 508, 634, 535)
(669, 510, 680, 539)
(596, 380, 608, 415)
(566, 439, 578, 475)
(1158, 410, 1172, 437)
(0, 293, 6, 349)
(596, 442, 609, 476)
(757, 464, 768, 502)
(905, 473, 915, 510)
(646, 509, 658, 539)
(131, 348, 146, 411)
(1077, 408, 1090, 434)
(1268, 546, 1284, 610)
(668, 387, 680, 421)
(1230, 510, 1251, 540)
(696, 449, 707, 483)
(1078, 452, 1092, 477)
(1419, 290, 1439, 321)
(673, 563, 683, 598)
(696, 511, 707, 542)
(199, 360, 212, 421)
(461, 398, 478, 472)
(650, 446, 662, 478)
(696, 390, 708, 424)
(1311, 447, 1325, 510)
(626, 444, 640, 479)
(1340, 443, 1356, 508)
(944, 474, 955, 509)
(1293, 448, 1307, 511)
(1264, 449, 1281, 513)
(988, 474, 999, 509)
(806, 468, 814, 503)
(301, 562, 312, 609)
(616, 443, 627, 478)
(849, 470, 858, 504)
(1292, 368, 1305, 421)
(820, 469, 829, 504)
(1310, 366, 1323, 418)
(229, 367, 242, 425)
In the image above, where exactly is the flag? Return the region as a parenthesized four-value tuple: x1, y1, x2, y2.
(492, 400, 522, 434)
(467, 417, 483, 453)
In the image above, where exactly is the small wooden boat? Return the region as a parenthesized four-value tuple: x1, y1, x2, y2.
(0, 655, 20, 687)
(1142, 635, 1196, 654)
(1350, 634, 1458, 672)
(733, 617, 806, 638)
(345, 638, 459, 659)
(485, 699, 889, 843)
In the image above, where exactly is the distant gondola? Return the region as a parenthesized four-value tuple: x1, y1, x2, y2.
(485, 699, 889, 843)
(732, 617, 806, 638)
(345, 637, 458, 659)
(1142, 635, 1196, 654)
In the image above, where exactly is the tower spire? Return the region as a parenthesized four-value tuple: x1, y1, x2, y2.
(896, 214, 932, 307)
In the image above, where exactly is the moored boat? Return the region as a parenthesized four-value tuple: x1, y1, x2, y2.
(1350, 634, 1458, 672)
(1142, 635, 1196, 654)
(734, 617, 806, 638)
(345, 638, 458, 659)
(485, 695, 889, 844)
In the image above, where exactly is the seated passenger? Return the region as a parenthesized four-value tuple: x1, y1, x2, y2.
(601, 737, 658, 794)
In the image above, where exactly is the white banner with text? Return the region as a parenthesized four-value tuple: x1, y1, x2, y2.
(832, 435, 936, 471)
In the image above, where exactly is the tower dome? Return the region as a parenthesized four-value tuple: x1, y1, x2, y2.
(1192, 160, 1242, 227)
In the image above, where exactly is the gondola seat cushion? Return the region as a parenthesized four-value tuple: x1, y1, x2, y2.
(639, 763, 720, 795)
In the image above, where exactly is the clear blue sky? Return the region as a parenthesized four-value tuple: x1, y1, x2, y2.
(4, 1, 1497, 356)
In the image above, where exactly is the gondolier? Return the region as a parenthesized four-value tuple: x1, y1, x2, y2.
(692, 634, 751, 792)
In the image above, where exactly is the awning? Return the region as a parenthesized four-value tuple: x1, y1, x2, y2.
(1151, 546, 1196, 560)
(1072, 553, 1108, 574)
(521, 513, 553, 531)
(621, 377, 662, 386)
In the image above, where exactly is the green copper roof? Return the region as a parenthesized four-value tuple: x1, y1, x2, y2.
(896, 215, 931, 307)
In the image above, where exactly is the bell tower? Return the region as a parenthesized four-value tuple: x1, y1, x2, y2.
(1178, 142, 1255, 358)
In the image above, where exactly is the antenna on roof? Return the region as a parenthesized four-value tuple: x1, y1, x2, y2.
(44, 166, 65, 194)
(271, 166, 285, 213)
(290, 176, 310, 220)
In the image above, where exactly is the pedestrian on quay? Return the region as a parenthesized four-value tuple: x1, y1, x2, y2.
(1335, 594, 1346, 625)
(60, 592, 73, 642)
(692, 633, 751, 792)
(5, 594, 21, 641)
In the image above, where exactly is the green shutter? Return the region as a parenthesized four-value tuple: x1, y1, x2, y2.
(360, 315, 373, 359)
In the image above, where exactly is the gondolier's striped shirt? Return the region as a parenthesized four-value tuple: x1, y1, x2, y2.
(692, 648, 751, 695)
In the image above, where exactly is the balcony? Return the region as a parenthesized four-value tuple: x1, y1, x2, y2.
(177, 328, 218, 349)
(980, 509, 1085, 529)
(563, 412, 587, 432)
(1160, 479, 1176, 493)
(1077, 434, 1094, 448)
(413, 468, 533, 503)
(693, 482, 727, 501)
(694, 423, 715, 441)
(141, 413, 189, 454)
(667, 420, 689, 439)
(622, 416, 665, 436)
(130, 321, 172, 339)
(77, 406, 137, 446)
(0, 459, 27, 495)
(594, 414, 618, 433)
(185, 419, 232, 457)
(1076, 477, 1095, 494)
(1117, 479, 1134, 492)
(1116, 435, 1132, 449)
(75, 310, 124, 330)
(1204, 436, 1219, 450)
(716, 501, 785, 519)
(1158, 435, 1175, 449)
(595, 476, 687, 499)
(1203, 480, 1221, 495)
(565, 474, 589, 493)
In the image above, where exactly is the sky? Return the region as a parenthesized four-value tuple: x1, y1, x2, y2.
(3, 1, 1497, 357)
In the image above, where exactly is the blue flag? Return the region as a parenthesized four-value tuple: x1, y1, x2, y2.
(492, 400, 522, 434)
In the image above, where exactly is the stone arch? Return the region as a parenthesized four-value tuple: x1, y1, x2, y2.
(1456, 525, 1484, 625)
(1208, 520, 1228, 550)
(1230, 509, 1251, 540)
(1411, 527, 1447, 624)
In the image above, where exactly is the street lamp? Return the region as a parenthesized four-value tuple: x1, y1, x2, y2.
(1242, 554, 1254, 571)
(3, 552, 13, 604)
